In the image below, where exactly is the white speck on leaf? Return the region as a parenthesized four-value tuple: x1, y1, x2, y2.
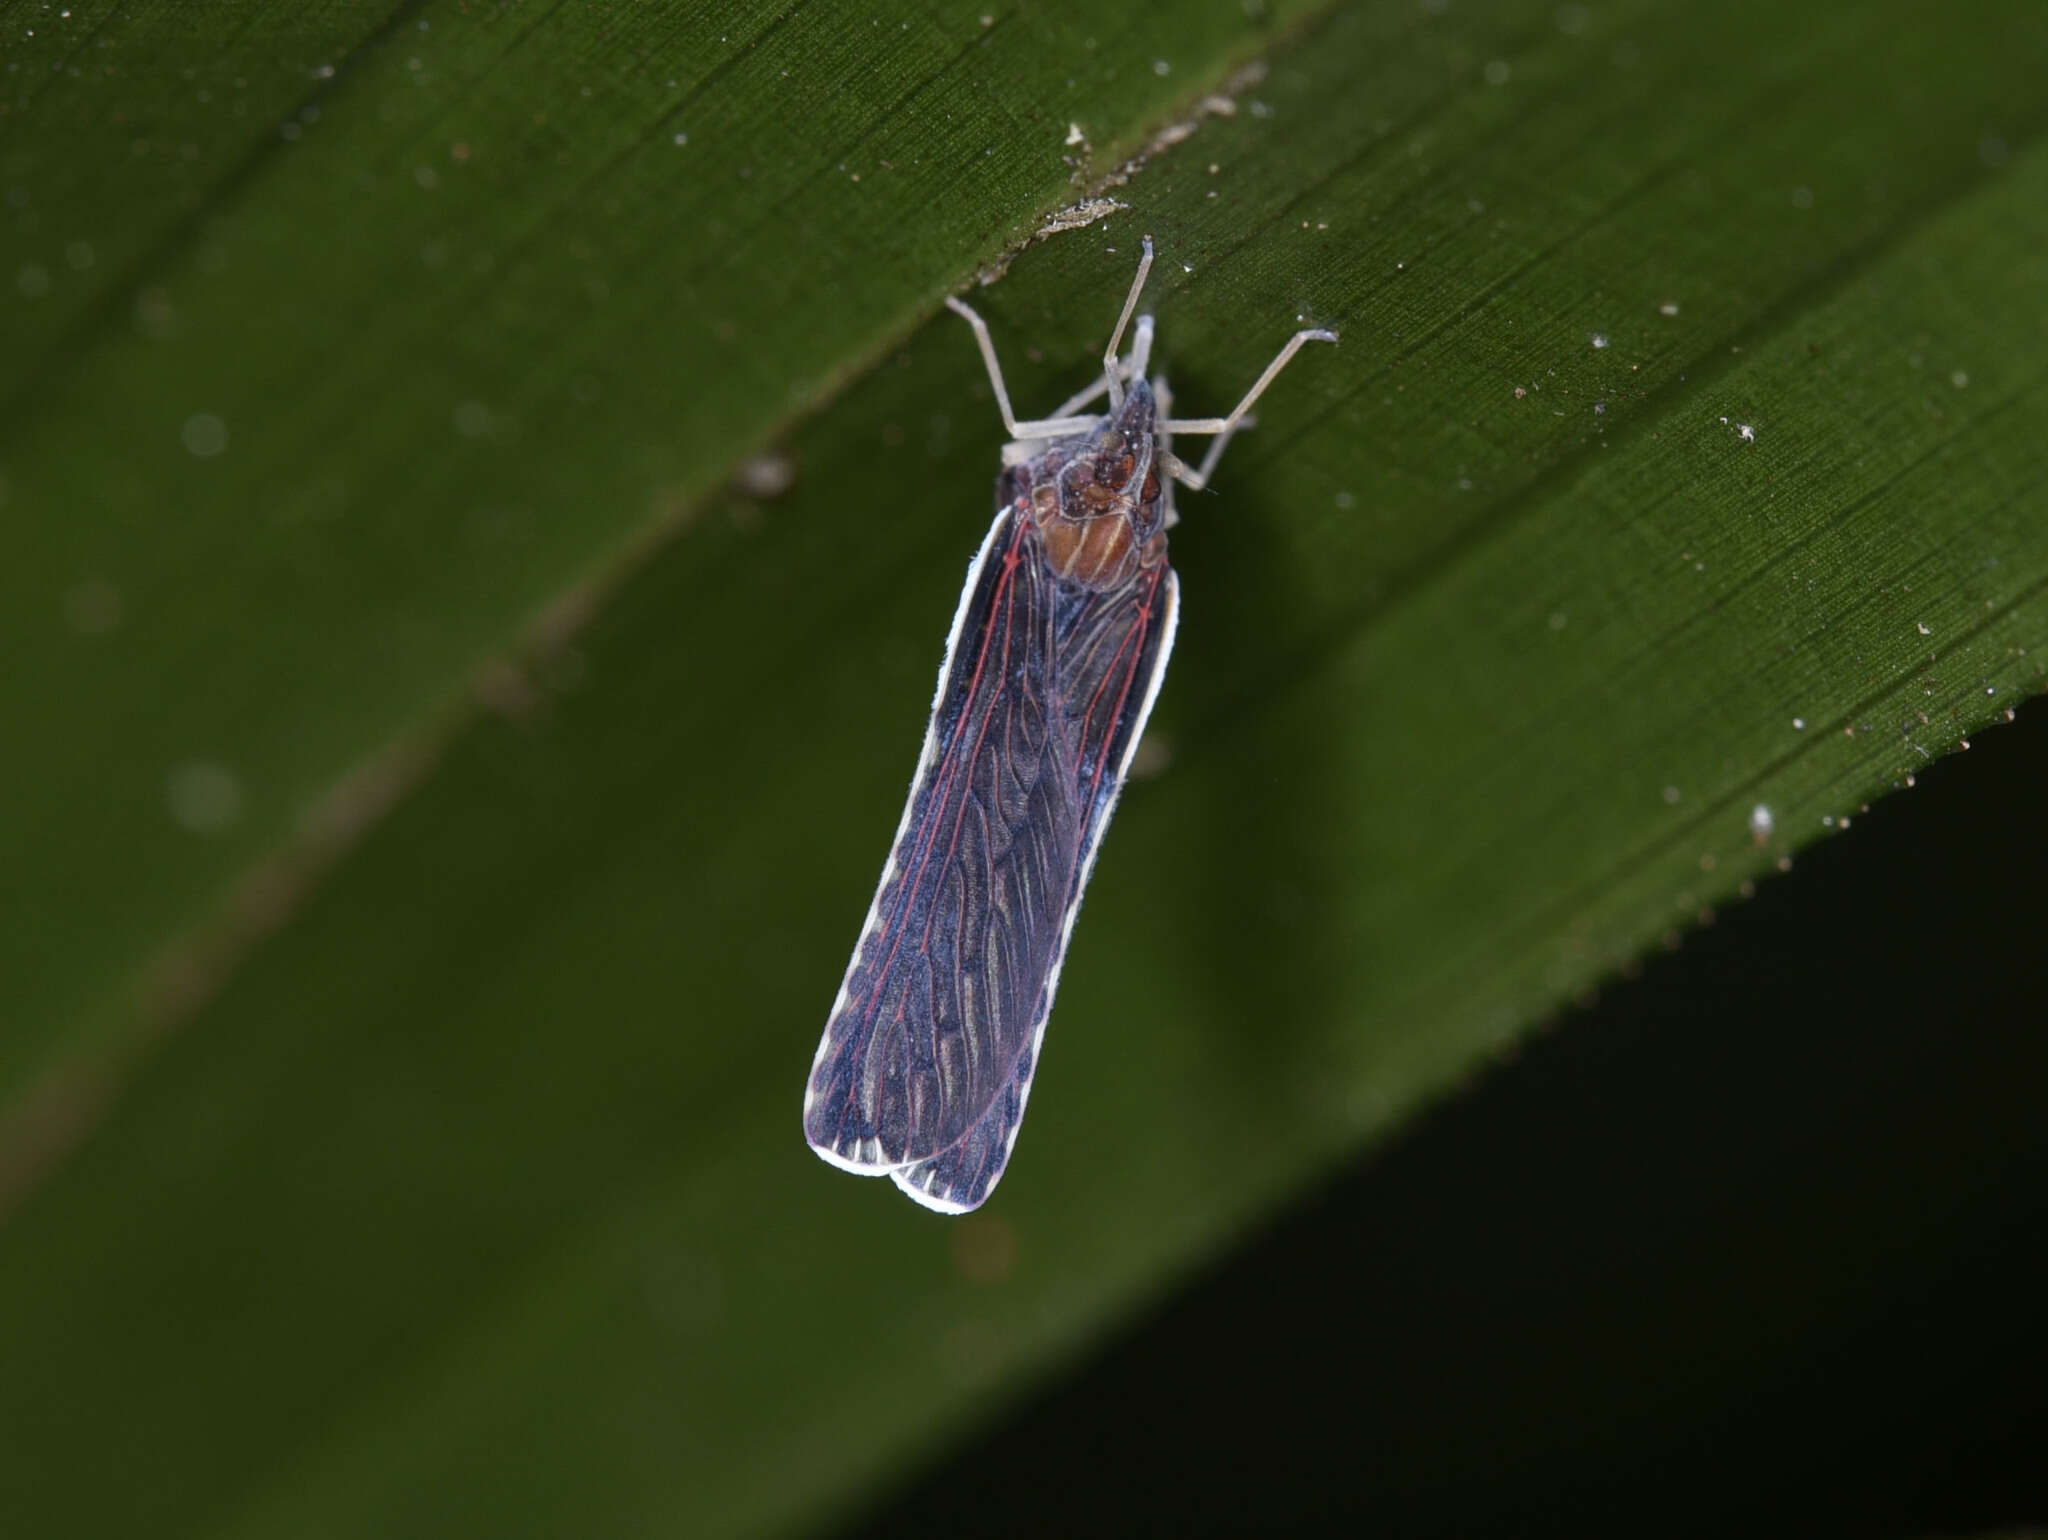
(735, 452, 796, 500)
(181, 413, 227, 457)
(62, 579, 124, 636)
(166, 761, 243, 834)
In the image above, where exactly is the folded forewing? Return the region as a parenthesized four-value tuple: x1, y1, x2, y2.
(1055, 561, 1179, 874)
(880, 561, 1180, 1213)
(804, 507, 1082, 1183)
(887, 1060, 1029, 1213)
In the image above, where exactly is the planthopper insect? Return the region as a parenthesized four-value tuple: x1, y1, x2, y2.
(802, 238, 1335, 1213)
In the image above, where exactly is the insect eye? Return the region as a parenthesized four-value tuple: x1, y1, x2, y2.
(1094, 452, 1136, 489)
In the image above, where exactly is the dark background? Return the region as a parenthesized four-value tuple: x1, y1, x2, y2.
(848, 700, 2048, 1538)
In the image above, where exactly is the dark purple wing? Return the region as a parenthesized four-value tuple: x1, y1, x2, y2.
(804, 506, 1082, 1206)
(1056, 558, 1178, 864)
(885, 559, 1179, 1211)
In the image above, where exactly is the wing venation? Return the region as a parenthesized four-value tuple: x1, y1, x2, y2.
(804, 509, 1078, 1174)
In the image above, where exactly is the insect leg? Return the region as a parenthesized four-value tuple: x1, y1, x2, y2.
(948, 238, 1160, 437)
(1160, 327, 1339, 490)
(945, 296, 1101, 440)
(1098, 236, 1156, 410)
(1152, 372, 1183, 530)
(1046, 313, 1154, 420)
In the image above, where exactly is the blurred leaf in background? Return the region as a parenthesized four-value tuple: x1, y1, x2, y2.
(854, 697, 2048, 1537)
(0, 0, 2043, 1535)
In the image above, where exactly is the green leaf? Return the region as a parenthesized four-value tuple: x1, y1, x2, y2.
(2, 0, 2043, 1534)
(0, 0, 1323, 1089)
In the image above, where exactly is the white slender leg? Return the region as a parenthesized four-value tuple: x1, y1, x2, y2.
(1159, 327, 1339, 490)
(1099, 236, 1155, 409)
(948, 237, 1162, 438)
(945, 296, 1101, 439)
(1153, 373, 1182, 530)
(1046, 313, 1153, 420)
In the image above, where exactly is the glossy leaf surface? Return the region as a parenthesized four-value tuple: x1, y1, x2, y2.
(1, 0, 2044, 1535)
